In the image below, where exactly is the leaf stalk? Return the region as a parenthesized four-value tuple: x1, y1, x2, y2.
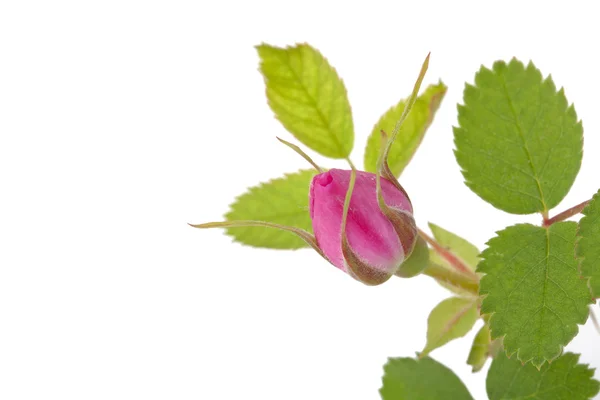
(542, 199, 591, 227)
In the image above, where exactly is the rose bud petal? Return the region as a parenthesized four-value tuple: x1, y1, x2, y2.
(309, 168, 416, 284)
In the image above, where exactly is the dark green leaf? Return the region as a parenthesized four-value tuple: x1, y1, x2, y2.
(454, 59, 582, 214)
(479, 222, 592, 367)
(576, 189, 600, 298)
(487, 352, 599, 400)
(380, 357, 474, 400)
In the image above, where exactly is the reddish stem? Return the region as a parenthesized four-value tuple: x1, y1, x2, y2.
(542, 200, 590, 227)
(418, 228, 479, 281)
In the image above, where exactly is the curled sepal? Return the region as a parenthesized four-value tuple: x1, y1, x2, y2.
(377, 53, 430, 200)
(340, 168, 393, 285)
(341, 236, 392, 285)
(374, 128, 418, 259)
(276, 136, 323, 173)
(375, 169, 418, 258)
(190, 221, 329, 263)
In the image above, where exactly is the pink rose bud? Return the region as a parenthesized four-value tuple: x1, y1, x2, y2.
(309, 168, 417, 285)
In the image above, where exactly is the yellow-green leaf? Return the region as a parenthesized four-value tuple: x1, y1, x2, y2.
(364, 82, 446, 176)
(257, 43, 354, 159)
(429, 222, 480, 271)
(466, 324, 492, 372)
(224, 170, 316, 249)
(421, 297, 479, 357)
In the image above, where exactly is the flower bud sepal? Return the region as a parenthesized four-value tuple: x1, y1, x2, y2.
(395, 235, 429, 278)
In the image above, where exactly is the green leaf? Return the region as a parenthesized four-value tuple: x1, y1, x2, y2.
(576, 189, 600, 298)
(478, 222, 592, 368)
(466, 324, 491, 372)
(429, 222, 480, 271)
(224, 169, 316, 249)
(420, 297, 479, 357)
(487, 352, 599, 400)
(257, 43, 354, 159)
(454, 59, 583, 215)
(364, 82, 446, 176)
(425, 223, 481, 296)
(380, 357, 474, 400)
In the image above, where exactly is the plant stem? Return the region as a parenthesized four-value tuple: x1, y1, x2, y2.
(418, 228, 479, 281)
(542, 199, 590, 227)
(422, 262, 479, 295)
(345, 157, 356, 170)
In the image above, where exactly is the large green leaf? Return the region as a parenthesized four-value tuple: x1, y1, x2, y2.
(224, 170, 316, 249)
(364, 82, 446, 176)
(487, 352, 599, 400)
(454, 59, 582, 215)
(257, 43, 354, 159)
(478, 223, 592, 368)
(576, 189, 600, 298)
(380, 357, 474, 400)
(420, 297, 479, 357)
(429, 222, 480, 271)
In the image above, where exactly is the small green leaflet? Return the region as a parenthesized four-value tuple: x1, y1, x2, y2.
(426, 223, 480, 296)
(429, 222, 480, 271)
(478, 223, 592, 368)
(487, 352, 599, 400)
(454, 59, 583, 215)
(224, 170, 316, 249)
(420, 297, 479, 357)
(466, 324, 492, 372)
(380, 357, 474, 400)
(257, 43, 354, 159)
(364, 82, 446, 177)
(576, 189, 600, 298)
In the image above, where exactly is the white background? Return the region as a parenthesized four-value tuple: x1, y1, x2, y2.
(1, 1, 599, 399)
